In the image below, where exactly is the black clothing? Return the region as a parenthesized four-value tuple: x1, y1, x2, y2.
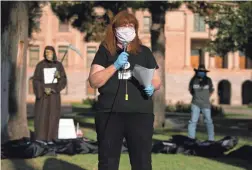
(95, 112, 154, 170)
(92, 45, 158, 113)
(92, 44, 158, 170)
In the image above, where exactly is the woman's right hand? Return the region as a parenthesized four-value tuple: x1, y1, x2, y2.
(113, 52, 129, 70)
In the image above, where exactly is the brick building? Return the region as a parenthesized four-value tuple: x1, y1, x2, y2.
(27, 4, 252, 105)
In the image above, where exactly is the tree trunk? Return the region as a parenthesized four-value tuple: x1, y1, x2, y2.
(150, 12, 166, 128)
(1, 1, 30, 142)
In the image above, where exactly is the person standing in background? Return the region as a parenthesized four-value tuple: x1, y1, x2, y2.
(188, 64, 215, 141)
(33, 46, 67, 142)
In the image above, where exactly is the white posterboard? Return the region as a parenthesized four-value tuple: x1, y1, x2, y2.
(43, 67, 58, 84)
(58, 119, 77, 139)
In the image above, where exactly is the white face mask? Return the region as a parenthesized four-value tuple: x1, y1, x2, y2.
(115, 27, 136, 44)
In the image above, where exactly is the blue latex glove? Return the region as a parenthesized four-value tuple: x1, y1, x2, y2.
(113, 52, 129, 70)
(144, 85, 155, 96)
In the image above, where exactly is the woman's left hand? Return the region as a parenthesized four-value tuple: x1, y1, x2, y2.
(144, 85, 154, 96)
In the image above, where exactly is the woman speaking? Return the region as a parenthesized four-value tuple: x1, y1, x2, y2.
(88, 10, 161, 170)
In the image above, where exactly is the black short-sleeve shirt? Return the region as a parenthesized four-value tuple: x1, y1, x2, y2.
(91, 44, 159, 113)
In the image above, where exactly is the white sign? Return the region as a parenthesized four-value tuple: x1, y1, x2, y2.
(118, 70, 132, 80)
(43, 67, 58, 84)
(58, 119, 77, 139)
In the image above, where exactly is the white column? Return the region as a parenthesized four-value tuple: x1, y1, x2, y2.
(233, 51, 240, 69)
(209, 56, 215, 69)
(184, 12, 191, 68)
(231, 82, 242, 105)
(45, 13, 53, 46)
(227, 52, 233, 69)
(204, 51, 210, 68)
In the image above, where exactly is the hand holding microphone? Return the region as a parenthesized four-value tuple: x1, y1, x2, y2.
(114, 52, 129, 70)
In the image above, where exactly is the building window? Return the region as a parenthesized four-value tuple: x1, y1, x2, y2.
(58, 46, 68, 67)
(239, 51, 252, 69)
(191, 49, 200, 68)
(239, 51, 246, 69)
(28, 77, 34, 95)
(191, 49, 204, 68)
(223, 55, 228, 68)
(59, 21, 69, 32)
(215, 54, 228, 69)
(246, 58, 252, 69)
(86, 46, 97, 68)
(29, 46, 40, 67)
(143, 16, 151, 33)
(194, 14, 205, 32)
(86, 80, 96, 96)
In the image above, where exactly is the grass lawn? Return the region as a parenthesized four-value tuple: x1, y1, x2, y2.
(2, 106, 252, 170)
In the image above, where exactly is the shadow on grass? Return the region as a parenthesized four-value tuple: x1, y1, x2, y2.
(72, 107, 93, 114)
(6, 159, 35, 170)
(210, 157, 252, 170)
(165, 112, 252, 139)
(195, 118, 252, 140)
(43, 158, 87, 170)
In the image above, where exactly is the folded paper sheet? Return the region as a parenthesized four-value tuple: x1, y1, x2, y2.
(132, 64, 155, 87)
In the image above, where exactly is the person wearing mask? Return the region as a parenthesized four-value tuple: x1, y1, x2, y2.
(33, 46, 67, 142)
(188, 64, 215, 141)
(88, 10, 161, 170)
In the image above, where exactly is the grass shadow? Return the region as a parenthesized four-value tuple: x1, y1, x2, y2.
(197, 118, 252, 140)
(72, 107, 93, 114)
(1, 159, 36, 170)
(210, 157, 252, 170)
(43, 158, 87, 170)
(165, 111, 252, 140)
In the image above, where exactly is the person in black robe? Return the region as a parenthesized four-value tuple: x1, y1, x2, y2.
(32, 46, 67, 141)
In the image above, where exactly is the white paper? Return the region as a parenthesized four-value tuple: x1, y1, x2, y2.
(43, 67, 57, 84)
(132, 64, 155, 87)
(58, 119, 77, 139)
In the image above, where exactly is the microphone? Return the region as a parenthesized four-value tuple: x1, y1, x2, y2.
(122, 42, 128, 70)
(123, 41, 128, 52)
(122, 41, 129, 101)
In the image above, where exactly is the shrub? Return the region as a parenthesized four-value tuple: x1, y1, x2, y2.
(211, 105, 224, 117)
(82, 98, 97, 109)
(248, 102, 252, 109)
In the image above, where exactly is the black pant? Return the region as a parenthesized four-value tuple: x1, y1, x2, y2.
(95, 112, 154, 170)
